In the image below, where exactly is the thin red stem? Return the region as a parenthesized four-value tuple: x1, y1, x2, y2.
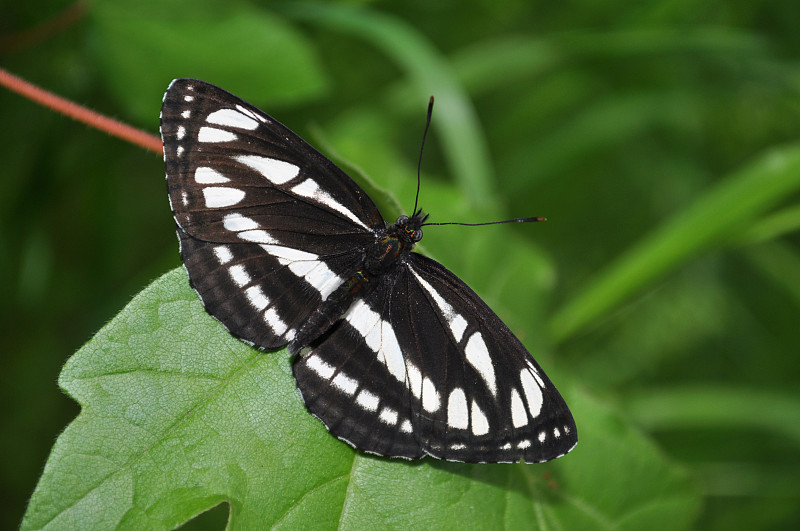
(0, 66, 163, 155)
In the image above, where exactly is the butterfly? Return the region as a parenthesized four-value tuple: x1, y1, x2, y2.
(159, 79, 577, 463)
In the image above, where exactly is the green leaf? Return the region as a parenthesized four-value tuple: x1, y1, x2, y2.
(91, 2, 328, 124)
(23, 268, 699, 529)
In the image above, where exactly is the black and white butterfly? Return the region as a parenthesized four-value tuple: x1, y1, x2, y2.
(159, 79, 577, 463)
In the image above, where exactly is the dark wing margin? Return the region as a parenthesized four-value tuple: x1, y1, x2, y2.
(293, 253, 577, 463)
(160, 79, 386, 349)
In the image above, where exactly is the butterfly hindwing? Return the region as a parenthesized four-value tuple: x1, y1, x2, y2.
(294, 254, 577, 463)
(293, 289, 425, 459)
(177, 230, 365, 349)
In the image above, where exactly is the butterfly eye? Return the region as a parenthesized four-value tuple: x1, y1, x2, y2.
(412, 228, 423, 242)
(396, 215, 409, 226)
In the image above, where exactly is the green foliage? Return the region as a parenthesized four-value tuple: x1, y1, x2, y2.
(21, 269, 698, 529)
(552, 144, 800, 341)
(3, 0, 800, 528)
(91, 2, 328, 123)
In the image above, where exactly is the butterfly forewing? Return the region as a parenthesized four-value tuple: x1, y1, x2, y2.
(161, 79, 384, 248)
(161, 78, 577, 463)
(161, 79, 385, 349)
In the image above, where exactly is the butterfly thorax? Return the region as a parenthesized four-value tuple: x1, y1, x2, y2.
(364, 212, 425, 274)
(289, 212, 426, 354)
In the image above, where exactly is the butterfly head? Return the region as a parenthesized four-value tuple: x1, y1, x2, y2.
(395, 209, 429, 243)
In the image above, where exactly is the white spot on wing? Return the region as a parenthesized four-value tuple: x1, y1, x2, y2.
(176, 126, 186, 140)
(520, 368, 544, 418)
(206, 108, 259, 130)
(356, 390, 379, 411)
(447, 388, 468, 430)
(406, 363, 422, 399)
(261, 244, 345, 299)
(422, 377, 441, 413)
(304, 262, 342, 301)
(265, 307, 288, 336)
(379, 407, 398, 425)
(465, 332, 497, 396)
(238, 230, 277, 244)
(234, 155, 299, 185)
(409, 267, 469, 342)
(307, 355, 334, 379)
(244, 285, 269, 311)
(181, 110, 191, 119)
(283, 256, 311, 274)
(220, 215, 275, 243)
(203, 187, 245, 208)
(510, 388, 528, 428)
(235, 105, 266, 123)
(450, 315, 467, 342)
(344, 300, 407, 383)
(290, 178, 368, 229)
(517, 439, 531, 449)
(223, 213, 258, 232)
(195, 167, 230, 184)
(282, 259, 343, 299)
(346, 298, 379, 337)
(538, 431, 546, 443)
(316, 269, 344, 300)
(213, 246, 233, 264)
(471, 401, 489, 436)
(332, 373, 357, 396)
(400, 420, 413, 433)
(262, 244, 317, 264)
(228, 264, 251, 287)
(528, 362, 545, 388)
(198, 127, 237, 143)
(377, 324, 407, 384)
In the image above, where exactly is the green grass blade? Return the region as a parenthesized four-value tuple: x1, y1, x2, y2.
(281, 2, 496, 209)
(551, 143, 800, 342)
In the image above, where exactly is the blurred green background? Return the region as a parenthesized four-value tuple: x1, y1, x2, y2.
(3, 0, 800, 528)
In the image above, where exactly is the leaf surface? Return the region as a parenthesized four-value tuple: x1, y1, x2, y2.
(23, 269, 699, 529)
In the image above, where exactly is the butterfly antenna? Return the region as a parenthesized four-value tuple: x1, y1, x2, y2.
(413, 96, 434, 216)
(413, 97, 545, 228)
(423, 217, 547, 227)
